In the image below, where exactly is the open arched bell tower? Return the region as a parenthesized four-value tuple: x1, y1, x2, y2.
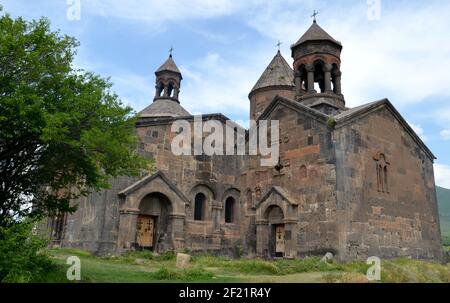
(154, 54, 182, 103)
(291, 20, 345, 114)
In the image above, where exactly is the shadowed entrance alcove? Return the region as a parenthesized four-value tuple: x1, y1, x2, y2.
(137, 192, 172, 251)
(255, 186, 299, 258)
(117, 171, 188, 253)
(265, 205, 285, 257)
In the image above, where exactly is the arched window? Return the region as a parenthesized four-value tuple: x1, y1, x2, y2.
(313, 61, 325, 93)
(300, 65, 307, 91)
(156, 82, 164, 97)
(296, 65, 307, 94)
(225, 197, 235, 223)
(167, 82, 174, 97)
(194, 193, 205, 221)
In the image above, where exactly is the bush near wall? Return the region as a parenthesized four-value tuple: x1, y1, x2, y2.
(0, 220, 55, 282)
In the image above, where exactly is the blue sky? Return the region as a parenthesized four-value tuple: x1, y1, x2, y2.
(2, 0, 450, 187)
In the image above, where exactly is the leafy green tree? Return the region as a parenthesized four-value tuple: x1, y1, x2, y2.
(0, 9, 146, 227)
(0, 219, 54, 282)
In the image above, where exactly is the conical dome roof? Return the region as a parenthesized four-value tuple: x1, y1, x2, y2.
(291, 21, 341, 48)
(155, 55, 181, 74)
(250, 51, 294, 95)
(139, 99, 190, 118)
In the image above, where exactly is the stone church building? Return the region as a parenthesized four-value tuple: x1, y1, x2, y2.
(46, 21, 443, 261)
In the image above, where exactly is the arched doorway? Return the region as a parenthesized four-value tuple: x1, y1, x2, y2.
(265, 205, 285, 258)
(136, 192, 172, 252)
(255, 187, 298, 258)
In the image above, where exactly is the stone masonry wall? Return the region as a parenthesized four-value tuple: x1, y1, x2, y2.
(250, 88, 294, 121)
(334, 106, 443, 261)
(241, 103, 339, 257)
(135, 116, 242, 253)
(62, 115, 243, 255)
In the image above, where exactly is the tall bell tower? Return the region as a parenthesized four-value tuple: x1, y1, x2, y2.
(154, 52, 182, 103)
(291, 19, 345, 114)
(139, 52, 190, 118)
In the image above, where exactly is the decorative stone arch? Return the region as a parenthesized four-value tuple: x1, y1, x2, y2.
(221, 187, 240, 224)
(117, 171, 188, 252)
(294, 54, 341, 97)
(310, 54, 340, 66)
(137, 192, 172, 251)
(255, 186, 299, 258)
(294, 54, 340, 69)
(154, 77, 180, 99)
(190, 183, 216, 198)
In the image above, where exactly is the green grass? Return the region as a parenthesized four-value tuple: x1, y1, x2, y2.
(150, 267, 215, 282)
(39, 248, 450, 283)
(22, 185, 450, 283)
(191, 255, 370, 276)
(380, 258, 450, 283)
(437, 186, 450, 245)
(18, 185, 450, 283)
(47, 248, 183, 282)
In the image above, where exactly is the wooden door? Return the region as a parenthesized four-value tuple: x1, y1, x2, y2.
(275, 225, 285, 255)
(137, 215, 154, 248)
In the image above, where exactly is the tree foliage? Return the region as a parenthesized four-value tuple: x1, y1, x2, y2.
(0, 10, 146, 227)
(0, 219, 54, 282)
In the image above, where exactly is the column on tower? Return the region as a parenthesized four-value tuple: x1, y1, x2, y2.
(332, 70, 342, 95)
(324, 63, 333, 93)
(306, 64, 316, 93)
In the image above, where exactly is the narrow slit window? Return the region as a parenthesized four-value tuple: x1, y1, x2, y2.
(194, 193, 205, 221)
(225, 197, 235, 223)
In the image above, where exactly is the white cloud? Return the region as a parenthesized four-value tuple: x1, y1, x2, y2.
(79, 0, 450, 116)
(102, 51, 266, 121)
(186, 26, 247, 44)
(435, 106, 450, 123)
(8, 0, 450, 125)
(179, 51, 269, 119)
(109, 73, 154, 112)
(435, 163, 450, 189)
(245, 1, 450, 107)
(83, 0, 247, 23)
(88, 48, 278, 122)
(440, 129, 450, 141)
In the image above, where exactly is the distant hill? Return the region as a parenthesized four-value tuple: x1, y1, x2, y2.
(437, 186, 450, 245)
